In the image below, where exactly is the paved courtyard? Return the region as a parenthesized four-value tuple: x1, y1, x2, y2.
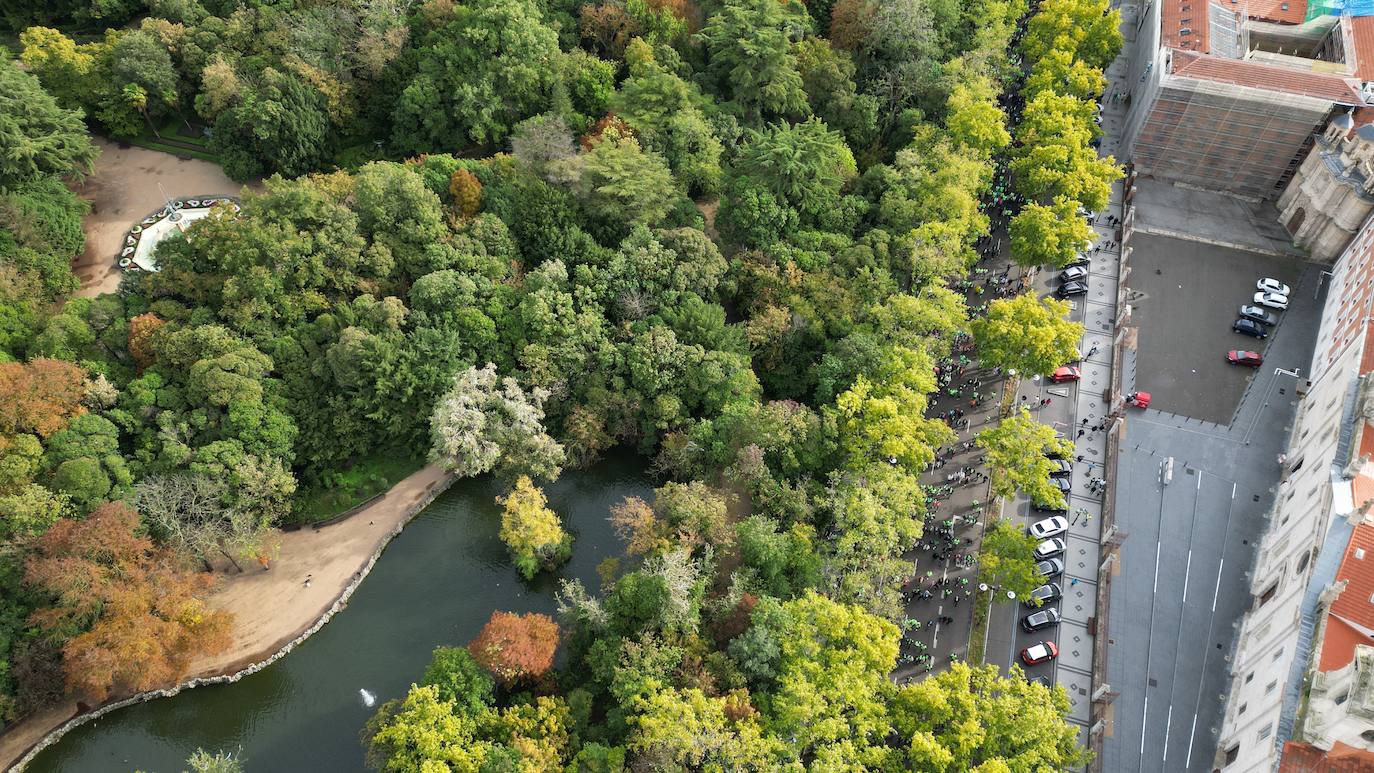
(1102, 260, 1322, 773)
(1127, 233, 1306, 425)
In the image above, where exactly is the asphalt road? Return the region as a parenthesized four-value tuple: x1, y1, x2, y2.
(1127, 233, 1305, 425)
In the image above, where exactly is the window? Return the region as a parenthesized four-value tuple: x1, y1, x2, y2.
(1238, 702, 1248, 715)
(1259, 583, 1279, 607)
(1296, 550, 1311, 574)
(1225, 745, 1240, 764)
(1362, 729, 1374, 743)
(1337, 691, 1349, 705)
(1265, 680, 1278, 695)
(1272, 648, 1285, 661)
(1259, 724, 1273, 741)
(1246, 672, 1255, 683)
(1359, 548, 1367, 560)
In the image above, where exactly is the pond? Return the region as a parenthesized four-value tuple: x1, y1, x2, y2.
(26, 451, 650, 773)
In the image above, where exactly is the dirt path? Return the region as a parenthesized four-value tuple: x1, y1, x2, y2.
(70, 138, 250, 298)
(0, 463, 453, 771)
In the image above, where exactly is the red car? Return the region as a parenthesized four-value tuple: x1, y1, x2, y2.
(1049, 366, 1081, 383)
(1021, 641, 1059, 666)
(1227, 350, 1263, 367)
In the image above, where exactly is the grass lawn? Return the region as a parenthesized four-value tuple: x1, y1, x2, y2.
(289, 449, 426, 526)
(128, 120, 221, 164)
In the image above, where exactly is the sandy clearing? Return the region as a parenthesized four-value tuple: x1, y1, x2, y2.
(70, 138, 251, 298)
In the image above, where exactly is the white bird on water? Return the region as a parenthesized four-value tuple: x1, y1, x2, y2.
(360, 688, 376, 708)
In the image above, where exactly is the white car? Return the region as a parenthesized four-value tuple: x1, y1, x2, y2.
(1028, 516, 1069, 539)
(1256, 278, 1291, 296)
(1035, 538, 1067, 559)
(1253, 291, 1289, 310)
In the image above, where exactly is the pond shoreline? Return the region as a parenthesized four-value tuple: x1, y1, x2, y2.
(0, 465, 455, 772)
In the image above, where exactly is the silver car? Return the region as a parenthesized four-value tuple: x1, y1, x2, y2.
(1253, 291, 1289, 310)
(1035, 538, 1066, 559)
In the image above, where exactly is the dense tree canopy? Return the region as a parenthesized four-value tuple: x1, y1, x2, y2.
(0, 0, 1099, 763)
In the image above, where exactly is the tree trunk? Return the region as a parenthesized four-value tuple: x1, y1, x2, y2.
(218, 546, 244, 573)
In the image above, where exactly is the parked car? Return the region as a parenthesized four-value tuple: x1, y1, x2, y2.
(1057, 281, 1088, 297)
(1036, 557, 1065, 578)
(1021, 640, 1059, 665)
(1064, 254, 1091, 269)
(1043, 444, 1070, 460)
(1029, 516, 1069, 538)
(1059, 266, 1088, 284)
(1022, 608, 1062, 632)
(1049, 459, 1073, 477)
(1256, 278, 1291, 296)
(1050, 366, 1081, 383)
(1032, 500, 1068, 514)
(1050, 476, 1072, 494)
(1034, 538, 1067, 559)
(1233, 319, 1268, 339)
(1030, 675, 1053, 687)
(1253, 291, 1289, 310)
(1227, 350, 1263, 367)
(1239, 305, 1277, 326)
(1024, 583, 1062, 607)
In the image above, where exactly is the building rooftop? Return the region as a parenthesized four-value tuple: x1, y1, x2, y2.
(1280, 740, 1374, 770)
(1250, 0, 1310, 24)
(1170, 49, 1368, 103)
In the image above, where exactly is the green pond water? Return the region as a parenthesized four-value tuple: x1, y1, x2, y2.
(25, 451, 649, 773)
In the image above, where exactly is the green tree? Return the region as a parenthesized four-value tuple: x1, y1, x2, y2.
(628, 687, 787, 769)
(1009, 198, 1095, 267)
(977, 518, 1050, 601)
(420, 646, 494, 717)
(889, 662, 1090, 770)
(363, 684, 491, 772)
(497, 475, 572, 579)
(391, 0, 563, 152)
(574, 130, 679, 240)
(699, 0, 810, 124)
(728, 119, 857, 229)
(977, 407, 1076, 508)
(0, 62, 96, 189)
(1025, 47, 1108, 101)
(211, 68, 330, 181)
(971, 293, 1083, 377)
(1022, 0, 1123, 71)
(944, 75, 1010, 157)
(185, 748, 244, 773)
(764, 591, 900, 766)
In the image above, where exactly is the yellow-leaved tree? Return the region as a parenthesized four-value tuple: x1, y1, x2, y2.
(497, 475, 571, 579)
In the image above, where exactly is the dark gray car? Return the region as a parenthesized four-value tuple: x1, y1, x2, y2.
(1035, 557, 1064, 577)
(1239, 305, 1277, 326)
(1021, 607, 1062, 632)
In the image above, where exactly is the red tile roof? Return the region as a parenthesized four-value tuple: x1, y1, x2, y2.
(1351, 16, 1374, 82)
(1280, 741, 1374, 771)
(1328, 524, 1374, 632)
(1248, 0, 1308, 24)
(1319, 615, 1372, 671)
(1170, 49, 1368, 104)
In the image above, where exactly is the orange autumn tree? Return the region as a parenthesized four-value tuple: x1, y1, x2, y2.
(468, 611, 559, 687)
(449, 168, 482, 220)
(0, 358, 86, 438)
(127, 313, 166, 372)
(25, 502, 233, 701)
